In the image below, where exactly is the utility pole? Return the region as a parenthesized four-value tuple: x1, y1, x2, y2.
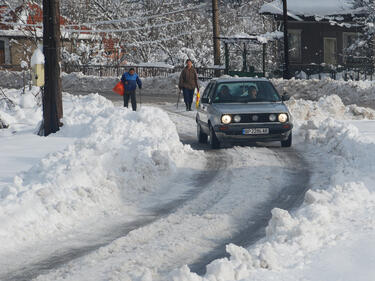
(42, 0, 62, 136)
(212, 0, 221, 74)
(282, 0, 290, 79)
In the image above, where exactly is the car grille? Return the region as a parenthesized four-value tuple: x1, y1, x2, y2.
(236, 113, 274, 123)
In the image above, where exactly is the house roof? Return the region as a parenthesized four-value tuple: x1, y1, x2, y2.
(0, 1, 62, 37)
(0, 2, 97, 40)
(260, 0, 365, 17)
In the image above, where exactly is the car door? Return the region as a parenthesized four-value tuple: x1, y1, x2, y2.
(198, 82, 214, 128)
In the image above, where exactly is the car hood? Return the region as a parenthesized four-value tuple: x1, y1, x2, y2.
(211, 102, 290, 114)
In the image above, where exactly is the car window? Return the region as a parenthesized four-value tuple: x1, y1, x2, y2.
(212, 81, 281, 103)
(202, 83, 213, 99)
(208, 82, 216, 99)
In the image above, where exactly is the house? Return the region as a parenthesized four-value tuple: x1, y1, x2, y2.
(0, 1, 123, 71)
(260, 0, 370, 76)
(0, 2, 67, 69)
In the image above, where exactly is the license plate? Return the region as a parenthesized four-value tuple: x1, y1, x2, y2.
(242, 128, 269, 135)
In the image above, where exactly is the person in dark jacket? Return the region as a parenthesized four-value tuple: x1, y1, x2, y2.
(178, 59, 199, 111)
(121, 68, 142, 111)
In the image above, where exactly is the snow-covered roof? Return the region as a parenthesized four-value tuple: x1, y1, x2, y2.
(260, 0, 365, 17)
(0, 2, 94, 40)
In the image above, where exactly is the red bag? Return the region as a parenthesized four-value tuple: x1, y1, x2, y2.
(112, 81, 124, 96)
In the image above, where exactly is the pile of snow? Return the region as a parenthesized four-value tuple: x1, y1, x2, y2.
(62, 72, 181, 96)
(3, 70, 375, 105)
(0, 88, 201, 255)
(30, 46, 45, 67)
(168, 95, 375, 281)
(0, 87, 42, 132)
(0, 70, 28, 89)
(287, 94, 375, 121)
(0, 71, 181, 96)
(271, 78, 375, 106)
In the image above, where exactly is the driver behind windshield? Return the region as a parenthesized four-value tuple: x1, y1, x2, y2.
(217, 85, 232, 100)
(248, 86, 258, 99)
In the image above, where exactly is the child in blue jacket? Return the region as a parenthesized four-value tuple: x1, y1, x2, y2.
(121, 68, 142, 111)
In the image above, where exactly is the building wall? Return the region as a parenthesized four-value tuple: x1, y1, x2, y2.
(9, 37, 39, 66)
(288, 21, 363, 66)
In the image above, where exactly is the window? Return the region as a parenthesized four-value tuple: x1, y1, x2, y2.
(212, 81, 281, 103)
(324, 37, 337, 65)
(288, 30, 302, 62)
(0, 40, 5, 65)
(202, 83, 213, 99)
(343, 32, 366, 64)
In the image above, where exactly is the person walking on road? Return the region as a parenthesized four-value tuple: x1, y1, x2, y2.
(178, 59, 199, 111)
(121, 68, 142, 111)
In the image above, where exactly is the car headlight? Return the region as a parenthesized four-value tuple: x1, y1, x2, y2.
(269, 114, 277, 122)
(233, 115, 241, 123)
(221, 114, 232, 124)
(278, 113, 288, 123)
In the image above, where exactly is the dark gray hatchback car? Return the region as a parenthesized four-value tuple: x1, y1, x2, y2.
(196, 77, 293, 149)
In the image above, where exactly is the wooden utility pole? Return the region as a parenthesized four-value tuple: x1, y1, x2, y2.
(42, 0, 62, 136)
(212, 0, 221, 73)
(282, 0, 290, 79)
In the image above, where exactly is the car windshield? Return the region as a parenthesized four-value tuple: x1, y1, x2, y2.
(212, 81, 281, 103)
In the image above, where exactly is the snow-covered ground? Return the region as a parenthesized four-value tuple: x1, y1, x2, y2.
(3, 70, 375, 106)
(1, 79, 375, 281)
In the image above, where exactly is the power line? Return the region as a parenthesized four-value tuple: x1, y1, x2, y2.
(126, 30, 205, 46)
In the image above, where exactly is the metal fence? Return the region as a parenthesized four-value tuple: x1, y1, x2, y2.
(2, 63, 374, 81)
(289, 64, 375, 81)
(61, 64, 225, 80)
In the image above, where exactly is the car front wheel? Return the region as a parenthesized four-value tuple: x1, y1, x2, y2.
(209, 124, 220, 149)
(197, 123, 208, 143)
(281, 132, 292, 147)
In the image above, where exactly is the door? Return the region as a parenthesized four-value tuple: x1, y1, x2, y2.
(0, 40, 5, 65)
(198, 82, 214, 128)
(324, 38, 337, 65)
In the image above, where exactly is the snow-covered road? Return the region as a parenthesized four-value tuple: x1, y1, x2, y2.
(2, 83, 375, 281)
(0, 97, 311, 281)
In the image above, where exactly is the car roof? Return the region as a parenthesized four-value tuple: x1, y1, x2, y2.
(211, 76, 269, 83)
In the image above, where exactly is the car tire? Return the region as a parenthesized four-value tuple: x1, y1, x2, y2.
(281, 132, 292, 147)
(209, 124, 220, 149)
(197, 123, 208, 143)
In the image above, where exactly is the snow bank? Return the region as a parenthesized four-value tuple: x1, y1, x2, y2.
(3, 71, 375, 106)
(169, 95, 375, 281)
(0, 87, 42, 132)
(0, 71, 28, 89)
(0, 89, 199, 254)
(62, 72, 180, 95)
(287, 94, 375, 122)
(272, 78, 375, 106)
(0, 71, 181, 96)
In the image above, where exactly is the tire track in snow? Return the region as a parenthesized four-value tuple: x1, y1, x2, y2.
(5, 106, 311, 281)
(155, 106, 311, 277)
(189, 147, 311, 275)
(0, 115, 230, 281)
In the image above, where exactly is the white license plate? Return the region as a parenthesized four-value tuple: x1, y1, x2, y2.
(242, 128, 269, 135)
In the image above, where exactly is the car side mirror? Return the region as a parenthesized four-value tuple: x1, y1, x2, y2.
(282, 92, 290, 101)
(201, 97, 209, 103)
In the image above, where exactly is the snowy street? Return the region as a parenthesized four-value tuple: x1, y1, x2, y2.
(0, 95, 311, 281)
(3, 0, 375, 279)
(1, 80, 375, 280)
